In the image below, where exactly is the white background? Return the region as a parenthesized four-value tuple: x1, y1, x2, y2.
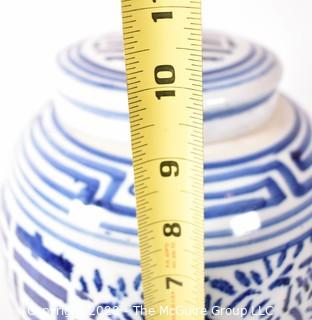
(0, 0, 311, 318)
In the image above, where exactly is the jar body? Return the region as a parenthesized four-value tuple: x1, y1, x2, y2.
(1, 31, 311, 320)
(1, 93, 311, 320)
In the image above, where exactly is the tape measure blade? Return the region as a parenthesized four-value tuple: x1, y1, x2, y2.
(122, 1, 204, 318)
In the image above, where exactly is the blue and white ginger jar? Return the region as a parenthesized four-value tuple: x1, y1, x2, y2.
(0, 31, 311, 320)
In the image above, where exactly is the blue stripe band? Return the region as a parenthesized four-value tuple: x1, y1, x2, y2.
(14, 250, 67, 303)
(24, 283, 50, 310)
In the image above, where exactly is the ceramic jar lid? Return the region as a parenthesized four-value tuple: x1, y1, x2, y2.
(54, 31, 282, 143)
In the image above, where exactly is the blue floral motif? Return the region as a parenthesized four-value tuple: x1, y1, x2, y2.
(205, 236, 312, 319)
(75, 270, 143, 319)
(72, 236, 311, 319)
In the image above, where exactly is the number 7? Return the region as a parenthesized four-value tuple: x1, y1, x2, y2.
(166, 277, 183, 289)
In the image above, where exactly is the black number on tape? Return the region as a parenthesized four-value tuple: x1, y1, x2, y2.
(166, 277, 183, 289)
(160, 161, 179, 177)
(154, 65, 175, 85)
(163, 223, 182, 237)
(155, 90, 176, 99)
(152, 12, 173, 22)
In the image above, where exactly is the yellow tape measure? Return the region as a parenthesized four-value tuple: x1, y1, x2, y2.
(121, 1, 204, 318)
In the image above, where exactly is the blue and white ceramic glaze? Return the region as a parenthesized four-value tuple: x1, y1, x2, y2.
(0, 32, 311, 320)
